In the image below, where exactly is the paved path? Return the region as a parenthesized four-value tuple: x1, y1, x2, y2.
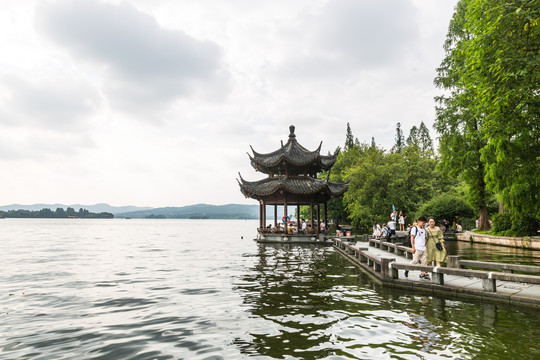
(349, 241, 540, 301)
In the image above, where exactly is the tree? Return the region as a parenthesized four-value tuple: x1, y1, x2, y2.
(417, 122, 434, 154)
(393, 122, 405, 153)
(416, 194, 474, 227)
(435, 0, 540, 228)
(344, 122, 354, 150)
(406, 126, 418, 146)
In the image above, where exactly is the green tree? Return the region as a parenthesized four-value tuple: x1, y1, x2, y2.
(393, 122, 405, 153)
(406, 125, 418, 146)
(435, 0, 540, 230)
(344, 122, 354, 150)
(417, 121, 434, 154)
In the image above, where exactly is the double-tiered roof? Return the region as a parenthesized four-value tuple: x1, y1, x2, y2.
(248, 128, 338, 176)
(238, 126, 348, 204)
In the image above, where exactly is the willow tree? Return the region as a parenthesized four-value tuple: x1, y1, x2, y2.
(434, 0, 540, 229)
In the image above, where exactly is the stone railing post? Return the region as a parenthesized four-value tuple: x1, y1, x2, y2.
(447, 256, 461, 268)
(380, 258, 395, 278)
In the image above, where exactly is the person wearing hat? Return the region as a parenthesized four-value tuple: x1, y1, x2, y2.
(406, 216, 430, 280)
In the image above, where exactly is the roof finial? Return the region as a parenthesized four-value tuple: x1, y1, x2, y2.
(289, 125, 296, 138)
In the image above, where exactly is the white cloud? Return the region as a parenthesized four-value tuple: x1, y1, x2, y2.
(35, 0, 228, 113)
(0, 0, 458, 206)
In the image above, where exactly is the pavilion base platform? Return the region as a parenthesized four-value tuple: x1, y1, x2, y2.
(256, 233, 332, 244)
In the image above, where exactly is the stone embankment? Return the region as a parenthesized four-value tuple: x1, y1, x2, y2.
(333, 237, 540, 309)
(456, 231, 540, 250)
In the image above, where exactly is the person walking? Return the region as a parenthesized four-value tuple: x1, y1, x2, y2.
(387, 217, 396, 241)
(406, 216, 429, 280)
(398, 211, 406, 231)
(426, 217, 447, 266)
(373, 222, 381, 239)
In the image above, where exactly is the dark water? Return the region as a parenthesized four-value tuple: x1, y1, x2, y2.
(1, 219, 539, 359)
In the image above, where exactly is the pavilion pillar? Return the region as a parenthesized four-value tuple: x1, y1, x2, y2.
(284, 198, 288, 234)
(317, 203, 320, 235)
(297, 204, 300, 223)
(310, 201, 314, 235)
(274, 205, 277, 229)
(259, 202, 263, 229)
(262, 201, 266, 229)
(324, 201, 328, 227)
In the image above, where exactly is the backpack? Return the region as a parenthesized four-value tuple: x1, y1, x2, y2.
(406, 226, 418, 247)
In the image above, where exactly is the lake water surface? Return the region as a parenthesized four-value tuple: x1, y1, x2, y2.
(1, 219, 539, 359)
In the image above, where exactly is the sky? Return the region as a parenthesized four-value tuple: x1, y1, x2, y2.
(0, 0, 458, 208)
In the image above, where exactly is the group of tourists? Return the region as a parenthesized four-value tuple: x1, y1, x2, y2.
(372, 211, 448, 281)
(372, 210, 407, 239)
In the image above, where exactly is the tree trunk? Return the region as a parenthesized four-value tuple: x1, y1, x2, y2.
(478, 206, 489, 230)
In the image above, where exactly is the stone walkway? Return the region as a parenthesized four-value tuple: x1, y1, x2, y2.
(348, 241, 540, 302)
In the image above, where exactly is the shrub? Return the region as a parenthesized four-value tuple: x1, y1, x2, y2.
(492, 212, 539, 236)
(492, 212, 512, 233)
(416, 194, 474, 225)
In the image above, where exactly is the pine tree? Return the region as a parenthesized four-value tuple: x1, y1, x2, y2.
(393, 122, 405, 153)
(417, 122, 434, 154)
(406, 126, 418, 146)
(344, 122, 354, 150)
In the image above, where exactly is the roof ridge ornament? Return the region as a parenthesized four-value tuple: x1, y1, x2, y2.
(289, 125, 296, 138)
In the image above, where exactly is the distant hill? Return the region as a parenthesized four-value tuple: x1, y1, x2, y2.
(0, 203, 153, 214)
(116, 203, 262, 219)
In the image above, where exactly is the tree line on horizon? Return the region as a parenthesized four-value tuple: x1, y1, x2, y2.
(0, 207, 113, 219)
(322, 0, 539, 236)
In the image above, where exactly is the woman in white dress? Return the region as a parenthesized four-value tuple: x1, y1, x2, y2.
(373, 222, 381, 238)
(398, 212, 406, 231)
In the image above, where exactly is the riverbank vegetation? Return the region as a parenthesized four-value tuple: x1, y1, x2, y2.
(0, 207, 113, 219)
(326, 1, 539, 236)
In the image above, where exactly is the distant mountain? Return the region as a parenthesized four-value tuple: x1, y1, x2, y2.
(0, 203, 153, 214)
(116, 203, 262, 219)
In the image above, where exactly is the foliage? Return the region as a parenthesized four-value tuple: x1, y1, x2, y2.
(492, 212, 513, 233)
(0, 208, 113, 218)
(393, 122, 405, 153)
(344, 122, 354, 150)
(332, 128, 454, 232)
(492, 212, 539, 237)
(436, 0, 540, 228)
(415, 193, 474, 226)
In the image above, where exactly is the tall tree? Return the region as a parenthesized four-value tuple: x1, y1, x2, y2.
(344, 122, 354, 150)
(434, 0, 491, 229)
(435, 0, 540, 228)
(406, 126, 418, 146)
(417, 121, 434, 154)
(393, 122, 405, 153)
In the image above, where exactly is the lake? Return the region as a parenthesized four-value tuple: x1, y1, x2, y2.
(1, 219, 539, 359)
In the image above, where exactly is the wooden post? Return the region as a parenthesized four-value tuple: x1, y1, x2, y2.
(284, 198, 288, 234)
(324, 201, 328, 229)
(317, 203, 320, 235)
(274, 205, 277, 229)
(297, 204, 300, 225)
(310, 201, 314, 235)
(259, 202, 263, 229)
(262, 201, 266, 229)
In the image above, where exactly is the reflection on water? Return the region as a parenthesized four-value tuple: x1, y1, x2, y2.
(446, 240, 540, 265)
(233, 243, 540, 359)
(1, 219, 539, 359)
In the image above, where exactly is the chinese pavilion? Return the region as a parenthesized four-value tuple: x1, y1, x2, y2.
(238, 125, 349, 242)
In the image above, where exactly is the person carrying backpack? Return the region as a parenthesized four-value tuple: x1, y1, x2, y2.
(405, 216, 430, 280)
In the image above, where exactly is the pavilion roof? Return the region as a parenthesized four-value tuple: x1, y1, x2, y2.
(249, 125, 337, 174)
(237, 174, 349, 201)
